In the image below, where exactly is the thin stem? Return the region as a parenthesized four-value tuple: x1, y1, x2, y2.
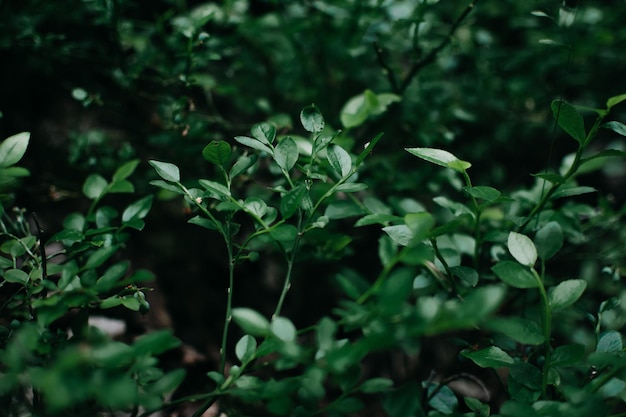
(220, 225, 235, 374)
(531, 267, 552, 399)
(431, 237, 458, 295)
(462, 171, 482, 270)
(273, 216, 303, 318)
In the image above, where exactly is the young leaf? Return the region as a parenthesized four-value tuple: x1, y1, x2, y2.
(492, 261, 538, 288)
(356, 132, 384, 165)
(300, 105, 325, 133)
(606, 93, 626, 109)
(0, 132, 30, 167)
(235, 335, 257, 364)
(251, 122, 276, 145)
(274, 136, 298, 171)
(406, 147, 471, 172)
(234, 136, 273, 155)
(551, 100, 586, 143)
(552, 186, 596, 199)
(327, 144, 352, 177)
(202, 140, 232, 166)
(548, 279, 586, 310)
(112, 159, 140, 182)
(271, 316, 296, 342)
(465, 185, 501, 202)
(535, 221, 563, 260)
(462, 346, 515, 368)
(83, 174, 108, 200)
(508, 232, 538, 266)
(232, 308, 270, 336)
(149, 160, 180, 182)
(404, 212, 434, 243)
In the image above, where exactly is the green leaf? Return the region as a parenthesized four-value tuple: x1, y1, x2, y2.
(327, 144, 352, 177)
(300, 105, 325, 133)
(243, 197, 268, 218)
(382, 225, 412, 247)
(85, 245, 118, 270)
(551, 344, 585, 366)
(0, 132, 30, 167)
(464, 398, 490, 417)
(229, 154, 258, 178)
(532, 172, 566, 184)
(551, 100, 586, 143)
(122, 195, 154, 224)
(108, 180, 134, 194)
(149, 180, 184, 195)
(324, 200, 366, 219)
(427, 383, 458, 414)
(274, 136, 298, 171)
(316, 316, 337, 352)
(356, 132, 384, 165)
(492, 261, 538, 289)
(382, 382, 422, 417)
(232, 308, 270, 337)
(359, 378, 394, 393)
(597, 331, 623, 352)
(198, 179, 231, 198)
(280, 185, 307, 219)
(234, 136, 273, 154)
(269, 224, 298, 244)
(406, 147, 471, 172)
(404, 212, 434, 243)
(251, 122, 276, 145)
(602, 121, 626, 137)
(335, 183, 368, 193)
(149, 160, 180, 182)
(112, 159, 140, 182)
(148, 369, 186, 395)
(235, 335, 257, 364)
(271, 316, 296, 342)
(606, 93, 626, 109)
(134, 330, 181, 356)
(552, 186, 596, 199)
(188, 216, 218, 230)
(3, 269, 29, 284)
(450, 266, 479, 287)
(462, 346, 515, 368)
(82, 174, 109, 200)
(508, 232, 538, 267)
(548, 279, 586, 310)
(535, 221, 563, 260)
(487, 317, 544, 345)
(465, 185, 501, 202)
(96, 261, 130, 291)
(355, 213, 403, 227)
(202, 140, 232, 166)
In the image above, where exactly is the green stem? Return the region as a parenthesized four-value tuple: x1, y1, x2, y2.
(462, 171, 482, 270)
(531, 267, 552, 399)
(220, 226, 235, 374)
(273, 216, 303, 318)
(431, 238, 458, 295)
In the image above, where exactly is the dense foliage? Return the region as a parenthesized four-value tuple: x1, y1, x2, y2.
(1, 0, 625, 416)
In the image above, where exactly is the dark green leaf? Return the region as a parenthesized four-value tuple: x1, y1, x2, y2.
(96, 261, 130, 291)
(202, 140, 232, 166)
(108, 180, 134, 193)
(188, 216, 218, 230)
(122, 195, 154, 224)
(274, 136, 298, 171)
(3, 269, 29, 284)
(269, 224, 298, 244)
(327, 144, 352, 177)
(0, 132, 30, 167)
(597, 331, 623, 353)
(133, 330, 181, 356)
(149, 160, 180, 182)
(465, 185, 501, 202)
(427, 383, 458, 414)
(280, 185, 307, 219)
(532, 172, 566, 184)
(355, 213, 403, 227)
(149, 180, 184, 195)
(198, 179, 230, 198)
(324, 200, 365, 219)
(382, 382, 422, 417)
(548, 279, 586, 310)
(85, 245, 118, 270)
(404, 211, 434, 243)
(487, 317, 544, 345)
(234, 135, 273, 154)
(356, 132, 384, 165)
(230, 153, 258, 178)
(148, 369, 186, 395)
(112, 159, 140, 182)
(360, 378, 394, 393)
(492, 261, 538, 289)
(551, 344, 585, 366)
(450, 266, 479, 287)
(462, 346, 515, 368)
(552, 186, 596, 199)
(535, 221, 563, 260)
(251, 122, 276, 145)
(335, 183, 368, 192)
(82, 174, 108, 199)
(300, 105, 325, 133)
(551, 100, 586, 143)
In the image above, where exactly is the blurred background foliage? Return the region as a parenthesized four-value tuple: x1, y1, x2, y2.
(1, 0, 624, 360)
